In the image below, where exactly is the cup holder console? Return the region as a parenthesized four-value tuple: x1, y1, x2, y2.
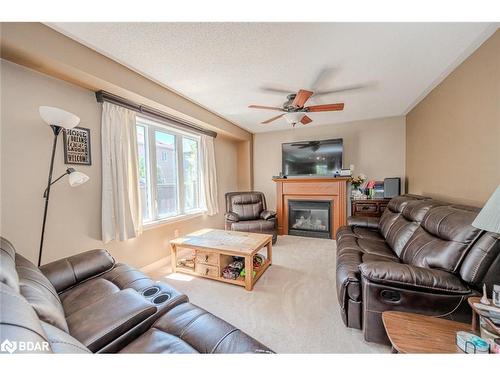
(142, 286, 160, 297)
(141, 285, 171, 305)
(152, 293, 171, 304)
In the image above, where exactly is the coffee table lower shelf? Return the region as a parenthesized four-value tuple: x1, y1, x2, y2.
(175, 259, 271, 289)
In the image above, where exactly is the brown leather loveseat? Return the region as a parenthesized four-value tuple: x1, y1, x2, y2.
(0, 237, 273, 353)
(336, 194, 500, 344)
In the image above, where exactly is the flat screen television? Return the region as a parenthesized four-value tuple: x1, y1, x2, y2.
(282, 138, 343, 177)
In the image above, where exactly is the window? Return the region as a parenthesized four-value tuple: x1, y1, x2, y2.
(136, 117, 202, 224)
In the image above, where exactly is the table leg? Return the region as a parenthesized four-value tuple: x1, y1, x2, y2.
(471, 310, 478, 333)
(170, 244, 177, 274)
(244, 255, 253, 291)
(267, 240, 273, 265)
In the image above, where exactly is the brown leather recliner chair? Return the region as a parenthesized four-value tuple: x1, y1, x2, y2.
(336, 194, 500, 345)
(225, 191, 277, 244)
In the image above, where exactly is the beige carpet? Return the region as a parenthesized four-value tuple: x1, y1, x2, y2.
(146, 235, 389, 353)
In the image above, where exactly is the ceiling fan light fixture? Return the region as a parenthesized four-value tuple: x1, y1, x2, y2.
(284, 112, 305, 125)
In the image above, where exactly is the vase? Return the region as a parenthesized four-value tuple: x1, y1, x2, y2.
(351, 186, 362, 198)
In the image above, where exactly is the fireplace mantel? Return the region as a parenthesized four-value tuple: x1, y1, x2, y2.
(272, 177, 349, 239)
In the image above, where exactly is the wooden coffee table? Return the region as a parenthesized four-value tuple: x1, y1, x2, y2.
(170, 229, 272, 291)
(382, 311, 473, 353)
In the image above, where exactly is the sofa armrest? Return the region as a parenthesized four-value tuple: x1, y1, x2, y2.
(359, 261, 470, 294)
(40, 249, 115, 293)
(260, 210, 276, 220)
(224, 211, 240, 222)
(347, 216, 379, 229)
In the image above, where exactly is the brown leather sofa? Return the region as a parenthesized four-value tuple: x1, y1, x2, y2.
(0, 237, 273, 353)
(336, 194, 500, 344)
(225, 191, 277, 244)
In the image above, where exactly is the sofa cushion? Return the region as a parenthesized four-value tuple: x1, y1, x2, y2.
(357, 238, 398, 260)
(401, 205, 482, 272)
(119, 327, 198, 353)
(378, 195, 428, 239)
(138, 302, 272, 353)
(15, 254, 69, 333)
(60, 278, 120, 316)
(337, 235, 398, 261)
(229, 193, 264, 220)
(66, 288, 157, 352)
(0, 283, 51, 353)
(41, 322, 90, 353)
(384, 200, 446, 256)
(40, 249, 115, 293)
(421, 205, 480, 243)
(336, 225, 385, 242)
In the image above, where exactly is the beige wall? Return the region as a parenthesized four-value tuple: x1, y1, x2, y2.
(0, 60, 238, 267)
(406, 30, 500, 207)
(236, 140, 253, 191)
(253, 116, 406, 210)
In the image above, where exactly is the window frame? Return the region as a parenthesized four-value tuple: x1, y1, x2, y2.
(136, 116, 203, 227)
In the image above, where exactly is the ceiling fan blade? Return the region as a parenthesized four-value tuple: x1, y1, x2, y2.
(249, 105, 285, 111)
(300, 115, 313, 125)
(291, 89, 314, 108)
(311, 67, 337, 90)
(260, 85, 298, 95)
(306, 103, 344, 112)
(314, 84, 366, 96)
(261, 113, 285, 124)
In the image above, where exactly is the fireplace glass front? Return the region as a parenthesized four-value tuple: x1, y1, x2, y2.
(288, 200, 331, 239)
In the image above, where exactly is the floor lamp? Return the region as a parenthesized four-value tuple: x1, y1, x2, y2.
(38, 106, 90, 267)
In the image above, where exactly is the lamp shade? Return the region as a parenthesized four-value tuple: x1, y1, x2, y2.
(472, 185, 500, 234)
(39, 106, 80, 129)
(68, 171, 90, 187)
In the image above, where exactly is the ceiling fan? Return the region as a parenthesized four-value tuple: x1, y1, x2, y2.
(248, 89, 344, 126)
(249, 67, 370, 126)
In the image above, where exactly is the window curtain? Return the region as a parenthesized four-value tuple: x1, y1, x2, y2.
(101, 102, 142, 243)
(200, 135, 219, 216)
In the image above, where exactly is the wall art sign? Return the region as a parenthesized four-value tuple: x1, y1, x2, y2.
(63, 127, 92, 165)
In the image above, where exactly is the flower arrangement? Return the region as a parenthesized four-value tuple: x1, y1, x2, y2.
(349, 174, 366, 189)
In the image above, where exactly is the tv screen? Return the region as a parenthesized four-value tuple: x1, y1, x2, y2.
(282, 138, 343, 177)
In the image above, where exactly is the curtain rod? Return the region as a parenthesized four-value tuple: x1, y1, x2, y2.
(95, 90, 217, 138)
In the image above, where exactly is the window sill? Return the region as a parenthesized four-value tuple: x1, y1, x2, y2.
(143, 210, 207, 231)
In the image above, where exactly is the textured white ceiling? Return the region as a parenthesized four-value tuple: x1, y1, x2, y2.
(48, 23, 496, 133)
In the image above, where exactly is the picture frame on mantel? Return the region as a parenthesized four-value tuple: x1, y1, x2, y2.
(63, 126, 92, 165)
